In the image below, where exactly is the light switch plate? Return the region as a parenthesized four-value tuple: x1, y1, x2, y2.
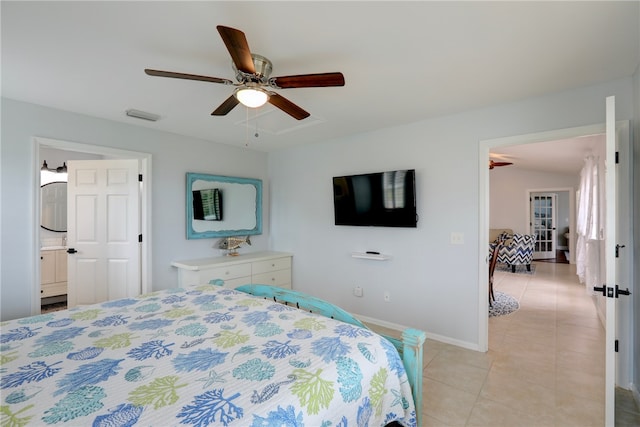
(451, 232, 464, 245)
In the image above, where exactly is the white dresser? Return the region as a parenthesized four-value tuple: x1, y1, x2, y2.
(171, 251, 292, 289)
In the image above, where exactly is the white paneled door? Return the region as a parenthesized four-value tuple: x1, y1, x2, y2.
(66, 159, 140, 307)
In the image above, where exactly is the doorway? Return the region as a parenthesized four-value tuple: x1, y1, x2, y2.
(479, 124, 612, 348)
(530, 192, 557, 259)
(527, 189, 573, 263)
(479, 119, 633, 423)
(33, 137, 152, 314)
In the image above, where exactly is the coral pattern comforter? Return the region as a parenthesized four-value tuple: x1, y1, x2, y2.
(1, 286, 416, 426)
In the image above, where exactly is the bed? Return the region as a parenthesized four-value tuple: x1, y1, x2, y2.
(1, 284, 425, 426)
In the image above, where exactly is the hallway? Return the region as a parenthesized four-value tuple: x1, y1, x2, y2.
(420, 262, 640, 426)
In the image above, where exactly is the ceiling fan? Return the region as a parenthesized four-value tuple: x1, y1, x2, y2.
(489, 159, 513, 169)
(145, 25, 345, 120)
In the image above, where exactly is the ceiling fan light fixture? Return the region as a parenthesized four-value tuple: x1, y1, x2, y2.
(235, 86, 269, 108)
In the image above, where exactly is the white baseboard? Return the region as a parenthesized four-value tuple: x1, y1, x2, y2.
(631, 383, 640, 411)
(591, 295, 606, 328)
(354, 313, 481, 352)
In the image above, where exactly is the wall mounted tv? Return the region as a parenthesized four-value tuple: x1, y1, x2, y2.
(333, 169, 417, 227)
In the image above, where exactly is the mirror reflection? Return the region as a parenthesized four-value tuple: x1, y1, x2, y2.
(41, 181, 67, 232)
(186, 173, 262, 239)
(192, 188, 223, 221)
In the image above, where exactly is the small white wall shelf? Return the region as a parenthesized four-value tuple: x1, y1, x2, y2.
(351, 252, 391, 261)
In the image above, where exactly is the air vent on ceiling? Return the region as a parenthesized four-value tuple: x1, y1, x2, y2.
(126, 109, 160, 122)
(234, 108, 324, 136)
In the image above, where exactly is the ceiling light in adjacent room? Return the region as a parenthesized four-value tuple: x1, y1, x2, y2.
(235, 86, 269, 108)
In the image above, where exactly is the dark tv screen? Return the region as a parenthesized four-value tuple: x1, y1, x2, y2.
(333, 169, 417, 227)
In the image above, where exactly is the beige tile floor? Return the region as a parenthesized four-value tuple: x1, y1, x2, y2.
(377, 261, 640, 426)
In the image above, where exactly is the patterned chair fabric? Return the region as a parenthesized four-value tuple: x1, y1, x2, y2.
(497, 233, 537, 272)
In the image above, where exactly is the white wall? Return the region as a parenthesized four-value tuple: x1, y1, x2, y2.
(1, 98, 269, 321)
(268, 77, 634, 349)
(556, 191, 570, 248)
(489, 167, 579, 235)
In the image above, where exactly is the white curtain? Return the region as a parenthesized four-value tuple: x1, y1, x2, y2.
(575, 155, 605, 293)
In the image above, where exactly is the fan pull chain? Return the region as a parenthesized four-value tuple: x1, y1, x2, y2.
(245, 106, 249, 147)
(254, 111, 259, 139)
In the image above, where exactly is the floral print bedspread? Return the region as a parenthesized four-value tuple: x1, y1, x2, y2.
(1, 286, 416, 426)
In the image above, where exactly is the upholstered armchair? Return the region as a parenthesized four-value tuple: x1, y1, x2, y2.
(496, 233, 537, 273)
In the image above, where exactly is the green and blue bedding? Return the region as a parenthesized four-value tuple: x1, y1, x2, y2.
(1, 286, 416, 426)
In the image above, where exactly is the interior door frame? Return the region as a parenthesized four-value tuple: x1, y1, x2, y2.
(479, 122, 607, 354)
(32, 137, 152, 314)
(478, 119, 632, 388)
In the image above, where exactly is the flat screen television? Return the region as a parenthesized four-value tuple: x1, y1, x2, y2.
(333, 169, 417, 227)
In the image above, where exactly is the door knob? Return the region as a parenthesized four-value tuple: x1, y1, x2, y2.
(67, 248, 78, 254)
(615, 285, 631, 298)
(593, 285, 606, 297)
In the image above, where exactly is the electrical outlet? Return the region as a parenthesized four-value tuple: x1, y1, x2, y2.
(383, 291, 390, 302)
(353, 286, 363, 297)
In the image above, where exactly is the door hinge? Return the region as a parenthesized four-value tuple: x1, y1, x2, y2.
(139, 174, 143, 182)
(138, 234, 143, 243)
(616, 244, 626, 258)
(615, 340, 618, 352)
(615, 151, 619, 164)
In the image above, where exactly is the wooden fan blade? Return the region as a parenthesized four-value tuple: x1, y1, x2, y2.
(489, 160, 513, 169)
(211, 95, 240, 116)
(145, 69, 233, 85)
(268, 93, 310, 120)
(217, 25, 255, 74)
(271, 72, 345, 89)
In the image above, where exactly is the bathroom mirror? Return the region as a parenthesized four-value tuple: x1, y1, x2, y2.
(41, 181, 67, 232)
(186, 173, 262, 239)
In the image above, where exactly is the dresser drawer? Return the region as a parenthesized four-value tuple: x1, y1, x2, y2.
(252, 257, 291, 274)
(252, 269, 291, 289)
(41, 282, 67, 298)
(206, 276, 253, 289)
(201, 263, 252, 282)
(173, 252, 293, 289)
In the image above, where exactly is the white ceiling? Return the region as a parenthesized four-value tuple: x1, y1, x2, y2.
(490, 134, 605, 175)
(2, 1, 639, 163)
